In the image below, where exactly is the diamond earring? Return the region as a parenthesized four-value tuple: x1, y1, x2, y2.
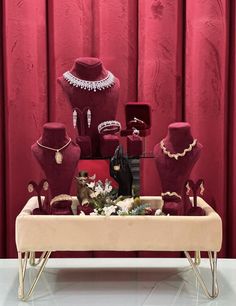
(186, 182, 191, 195)
(200, 182, 205, 195)
(87, 109, 91, 128)
(73, 110, 77, 129)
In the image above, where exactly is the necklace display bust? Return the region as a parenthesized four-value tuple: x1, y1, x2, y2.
(31, 122, 81, 200)
(154, 122, 202, 215)
(58, 57, 120, 157)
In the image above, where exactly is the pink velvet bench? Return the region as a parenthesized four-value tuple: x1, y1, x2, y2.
(15, 196, 222, 301)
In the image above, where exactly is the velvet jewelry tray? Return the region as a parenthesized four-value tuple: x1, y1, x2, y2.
(15, 196, 222, 253)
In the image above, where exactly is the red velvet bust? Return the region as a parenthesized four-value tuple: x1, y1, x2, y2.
(153, 122, 202, 215)
(31, 123, 81, 200)
(57, 57, 120, 157)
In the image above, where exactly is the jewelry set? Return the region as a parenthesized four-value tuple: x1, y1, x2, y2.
(160, 138, 199, 201)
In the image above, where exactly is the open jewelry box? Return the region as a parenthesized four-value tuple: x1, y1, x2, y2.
(16, 196, 222, 301)
(120, 102, 151, 137)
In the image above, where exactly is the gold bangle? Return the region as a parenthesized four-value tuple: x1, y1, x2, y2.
(50, 194, 72, 206)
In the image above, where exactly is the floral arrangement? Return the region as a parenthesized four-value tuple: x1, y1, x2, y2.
(77, 179, 164, 216)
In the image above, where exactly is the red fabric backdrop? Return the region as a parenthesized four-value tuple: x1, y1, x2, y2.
(0, 0, 235, 258)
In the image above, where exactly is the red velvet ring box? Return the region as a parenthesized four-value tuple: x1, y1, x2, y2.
(76, 136, 92, 158)
(120, 102, 151, 137)
(99, 134, 119, 158)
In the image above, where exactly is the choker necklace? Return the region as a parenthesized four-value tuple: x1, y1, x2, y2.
(63, 71, 115, 92)
(160, 139, 197, 160)
(37, 138, 72, 164)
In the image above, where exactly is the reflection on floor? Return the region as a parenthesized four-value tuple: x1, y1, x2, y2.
(0, 258, 235, 306)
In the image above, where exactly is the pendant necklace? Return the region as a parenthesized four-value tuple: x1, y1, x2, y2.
(37, 138, 72, 164)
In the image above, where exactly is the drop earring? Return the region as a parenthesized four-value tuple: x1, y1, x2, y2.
(73, 110, 77, 128)
(87, 109, 91, 128)
(186, 182, 191, 195)
(200, 182, 205, 195)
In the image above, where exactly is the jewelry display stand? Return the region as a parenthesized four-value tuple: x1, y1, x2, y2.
(154, 122, 202, 216)
(58, 57, 120, 158)
(15, 196, 222, 301)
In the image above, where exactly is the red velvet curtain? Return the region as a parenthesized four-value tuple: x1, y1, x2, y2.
(0, 0, 235, 258)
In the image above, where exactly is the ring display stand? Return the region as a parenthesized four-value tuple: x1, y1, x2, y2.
(15, 196, 222, 301)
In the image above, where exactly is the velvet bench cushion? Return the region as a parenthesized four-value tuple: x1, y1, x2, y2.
(15, 196, 222, 253)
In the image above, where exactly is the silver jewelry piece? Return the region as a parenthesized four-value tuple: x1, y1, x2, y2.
(98, 120, 121, 134)
(160, 139, 197, 160)
(161, 191, 182, 199)
(87, 109, 91, 128)
(73, 110, 77, 129)
(132, 128, 140, 136)
(63, 71, 115, 92)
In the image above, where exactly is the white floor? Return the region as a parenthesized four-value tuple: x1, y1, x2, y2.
(0, 258, 236, 306)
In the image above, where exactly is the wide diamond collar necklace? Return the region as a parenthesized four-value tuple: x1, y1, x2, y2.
(160, 139, 197, 160)
(63, 71, 115, 92)
(37, 138, 72, 164)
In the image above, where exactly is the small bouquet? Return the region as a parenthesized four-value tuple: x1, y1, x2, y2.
(77, 178, 164, 216)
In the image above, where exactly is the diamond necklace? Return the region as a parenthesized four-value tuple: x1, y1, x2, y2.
(63, 71, 115, 92)
(160, 139, 197, 160)
(37, 138, 72, 164)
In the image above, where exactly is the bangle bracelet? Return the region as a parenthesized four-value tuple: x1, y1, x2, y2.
(50, 194, 73, 206)
(98, 120, 121, 135)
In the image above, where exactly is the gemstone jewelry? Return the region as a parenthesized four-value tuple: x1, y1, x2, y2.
(63, 71, 115, 92)
(98, 120, 121, 134)
(73, 110, 77, 128)
(87, 109, 91, 128)
(161, 191, 182, 199)
(36, 138, 72, 164)
(160, 139, 197, 160)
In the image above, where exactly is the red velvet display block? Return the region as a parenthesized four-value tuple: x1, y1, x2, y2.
(76, 136, 92, 158)
(99, 134, 119, 158)
(121, 102, 151, 137)
(127, 135, 143, 157)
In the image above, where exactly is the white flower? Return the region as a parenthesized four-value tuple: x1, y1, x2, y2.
(79, 211, 85, 216)
(104, 184, 112, 193)
(116, 198, 133, 213)
(155, 209, 162, 216)
(87, 181, 95, 189)
(103, 205, 117, 216)
(95, 184, 104, 195)
(90, 209, 99, 216)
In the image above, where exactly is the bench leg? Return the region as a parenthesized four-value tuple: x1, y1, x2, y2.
(184, 251, 218, 299)
(18, 251, 51, 301)
(29, 251, 47, 267)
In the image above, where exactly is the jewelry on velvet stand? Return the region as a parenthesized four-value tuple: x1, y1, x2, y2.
(200, 182, 205, 195)
(63, 70, 115, 91)
(98, 120, 121, 135)
(36, 138, 72, 164)
(50, 194, 73, 206)
(87, 109, 91, 128)
(186, 182, 191, 195)
(28, 179, 49, 214)
(73, 110, 77, 128)
(185, 179, 205, 216)
(160, 139, 197, 160)
(132, 128, 140, 136)
(161, 191, 182, 200)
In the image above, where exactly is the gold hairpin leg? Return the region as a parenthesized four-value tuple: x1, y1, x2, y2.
(184, 251, 218, 299)
(18, 251, 51, 301)
(29, 251, 47, 267)
(194, 251, 201, 266)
